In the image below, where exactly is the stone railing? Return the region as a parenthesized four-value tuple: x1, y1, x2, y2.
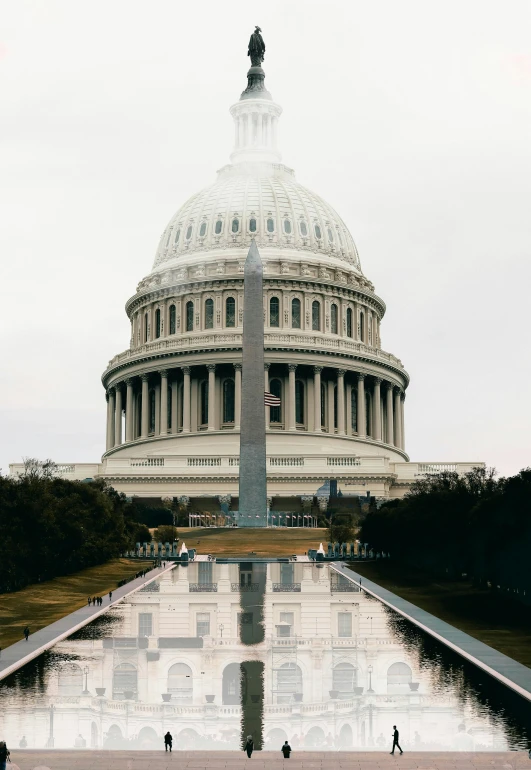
(231, 583, 259, 592)
(189, 583, 218, 592)
(272, 583, 302, 592)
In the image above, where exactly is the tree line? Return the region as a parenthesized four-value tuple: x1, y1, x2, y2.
(0, 459, 151, 593)
(359, 466, 531, 603)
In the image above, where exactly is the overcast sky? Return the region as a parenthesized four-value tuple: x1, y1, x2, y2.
(1, 0, 530, 478)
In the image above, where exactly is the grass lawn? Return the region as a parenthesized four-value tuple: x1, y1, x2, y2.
(351, 560, 531, 668)
(174, 526, 328, 557)
(0, 558, 150, 650)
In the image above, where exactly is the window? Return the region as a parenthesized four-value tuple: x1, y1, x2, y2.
(166, 230, 171, 246)
(231, 218, 239, 233)
(300, 221, 308, 237)
(338, 612, 352, 637)
(387, 663, 412, 690)
(346, 307, 353, 338)
(198, 561, 213, 584)
(331, 303, 338, 334)
(139, 613, 153, 637)
(284, 219, 292, 234)
(144, 313, 148, 343)
(270, 378, 282, 423)
(327, 227, 334, 242)
(169, 304, 176, 335)
(200, 381, 208, 425)
(295, 380, 304, 425)
(312, 300, 320, 331)
(113, 663, 137, 700)
(58, 664, 83, 696)
(249, 218, 257, 232)
(333, 663, 356, 697)
(351, 388, 357, 432)
(226, 296, 236, 327)
(155, 308, 161, 339)
(196, 612, 210, 637)
(269, 297, 280, 327)
(315, 224, 322, 239)
(199, 222, 207, 237)
(238, 612, 253, 625)
(186, 225, 192, 240)
(277, 612, 294, 636)
(280, 563, 294, 584)
(149, 389, 155, 434)
(167, 663, 192, 702)
(291, 298, 301, 328)
(276, 663, 302, 703)
(205, 298, 214, 329)
(223, 379, 235, 423)
(174, 228, 180, 244)
(215, 219, 223, 235)
(186, 301, 194, 332)
(360, 311, 365, 342)
(267, 217, 275, 233)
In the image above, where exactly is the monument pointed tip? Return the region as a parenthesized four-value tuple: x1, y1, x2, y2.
(247, 239, 261, 259)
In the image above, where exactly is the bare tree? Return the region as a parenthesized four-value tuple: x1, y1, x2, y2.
(21, 457, 58, 481)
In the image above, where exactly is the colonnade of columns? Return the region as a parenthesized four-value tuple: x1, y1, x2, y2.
(105, 363, 406, 452)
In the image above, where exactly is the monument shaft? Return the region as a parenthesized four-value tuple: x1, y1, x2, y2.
(238, 240, 267, 527)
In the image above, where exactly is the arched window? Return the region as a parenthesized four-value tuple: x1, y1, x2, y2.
(346, 307, 353, 338)
(199, 222, 207, 237)
(360, 311, 365, 342)
(231, 218, 239, 233)
(58, 664, 83, 696)
(166, 230, 171, 247)
(249, 218, 257, 232)
(167, 663, 192, 703)
(312, 300, 320, 331)
(113, 663, 137, 700)
(222, 662, 241, 705)
(351, 388, 357, 432)
(284, 219, 292, 234)
(269, 297, 280, 327)
(333, 663, 357, 698)
(331, 304, 338, 334)
(226, 296, 236, 327)
(327, 227, 334, 243)
(144, 312, 148, 343)
(276, 662, 302, 703)
(387, 662, 412, 692)
(291, 298, 301, 329)
(186, 224, 192, 240)
(295, 380, 305, 425)
(267, 217, 275, 233)
(300, 221, 308, 237)
(270, 379, 282, 423)
(169, 304, 176, 335)
(321, 382, 326, 428)
(314, 224, 322, 239)
(149, 389, 156, 434)
(186, 301, 194, 332)
(200, 381, 208, 426)
(223, 379, 235, 423)
(174, 228, 181, 245)
(205, 298, 214, 329)
(215, 219, 223, 235)
(155, 308, 161, 339)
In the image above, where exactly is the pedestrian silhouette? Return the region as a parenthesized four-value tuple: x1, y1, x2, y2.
(281, 740, 292, 758)
(109, 591, 112, 601)
(164, 731, 173, 752)
(19, 735, 27, 748)
(88, 596, 92, 606)
(0, 741, 11, 768)
(23, 626, 30, 641)
(390, 725, 403, 755)
(244, 735, 254, 758)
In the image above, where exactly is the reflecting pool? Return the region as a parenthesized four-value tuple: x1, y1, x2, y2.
(0, 562, 529, 751)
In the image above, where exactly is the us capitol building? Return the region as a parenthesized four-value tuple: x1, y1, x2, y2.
(10, 33, 481, 515)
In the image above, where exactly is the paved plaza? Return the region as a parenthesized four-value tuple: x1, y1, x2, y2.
(3, 750, 530, 770)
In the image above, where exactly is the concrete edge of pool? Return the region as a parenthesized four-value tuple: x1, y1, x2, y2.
(334, 563, 531, 703)
(0, 563, 176, 683)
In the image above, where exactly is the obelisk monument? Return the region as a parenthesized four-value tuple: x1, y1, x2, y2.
(238, 240, 268, 527)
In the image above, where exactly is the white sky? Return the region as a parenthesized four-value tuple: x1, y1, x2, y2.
(1, 0, 530, 477)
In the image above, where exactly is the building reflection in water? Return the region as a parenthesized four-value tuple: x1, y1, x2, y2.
(0, 562, 529, 751)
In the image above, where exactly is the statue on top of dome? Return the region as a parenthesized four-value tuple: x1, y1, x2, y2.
(248, 26, 265, 66)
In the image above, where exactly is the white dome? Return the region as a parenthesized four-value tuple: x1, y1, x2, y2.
(152, 163, 362, 274)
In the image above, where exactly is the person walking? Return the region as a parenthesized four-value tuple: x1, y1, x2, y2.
(109, 591, 113, 601)
(88, 596, 92, 606)
(92, 596, 96, 606)
(0, 741, 11, 770)
(390, 725, 403, 755)
(23, 626, 30, 641)
(19, 735, 27, 748)
(244, 735, 254, 758)
(281, 740, 292, 758)
(164, 731, 173, 752)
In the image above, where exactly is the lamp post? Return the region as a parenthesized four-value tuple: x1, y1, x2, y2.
(82, 665, 90, 694)
(367, 664, 374, 693)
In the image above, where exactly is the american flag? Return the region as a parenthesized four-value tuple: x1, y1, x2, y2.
(264, 391, 281, 406)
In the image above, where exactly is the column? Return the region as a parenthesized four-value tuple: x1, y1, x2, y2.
(386, 383, 394, 445)
(171, 379, 178, 433)
(207, 364, 216, 431)
(106, 390, 115, 451)
(264, 363, 270, 429)
(357, 374, 366, 438)
(114, 384, 122, 447)
(125, 379, 134, 442)
(266, 113, 272, 146)
(288, 364, 297, 430)
(257, 112, 263, 144)
(394, 387, 402, 448)
(337, 369, 346, 435)
(400, 392, 406, 450)
(327, 380, 335, 434)
(346, 381, 352, 436)
(182, 367, 191, 433)
(235, 363, 242, 429)
(246, 113, 252, 145)
(154, 385, 160, 434)
(140, 373, 149, 438)
(373, 377, 382, 441)
(313, 366, 322, 432)
(159, 370, 168, 435)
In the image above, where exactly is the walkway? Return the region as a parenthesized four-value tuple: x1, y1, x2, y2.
(333, 564, 531, 702)
(0, 563, 175, 682)
(3, 750, 529, 770)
